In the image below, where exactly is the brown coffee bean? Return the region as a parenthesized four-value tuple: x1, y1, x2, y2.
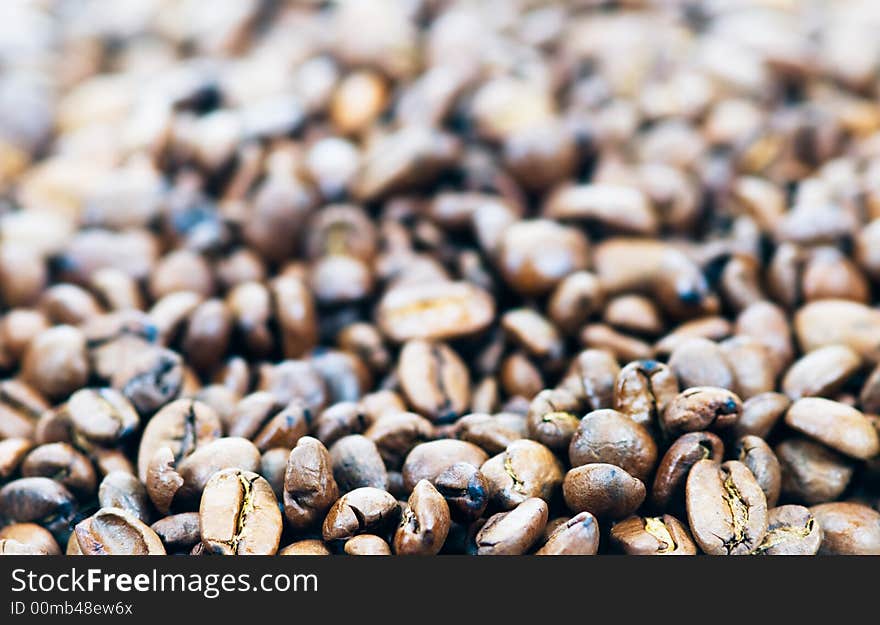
(559, 349, 619, 413)
(496, 220, 590, 296)
(310, 349, 372, 405)
(150, 512, 201, 551)
(322, 487, 400, 542)
(284, 436, 339, 531)
(785, 397, 880, 460)
(563, 463, 646, 519)
(795, 299, 880, 363)
(535, 511, 600, 555)
(718, 336, 775, 400)
(686, 459, 768, 555)
(337, 322, 390, 373)
(0, 309, 48, 369)
(752, 505, 822, 555)
(610, 515, 697, 555)
(776, 438, 853, 505)
(111, 344, 183, 415)
(0, 438, 32, 478)
(0, 538, 49, 555)
(669, 338, 735, 392)
(475, 497, 548, 555)
(731, 392, 791, 439)
(176, 437, 261, 503)
(344, 534, 392, 555)
(654, 317, 733, 357)
(501, 308, 564, 362)
(569, 409, 657, 482)
(526, 388, 581, 452)
(613, 360, 678, 430)
(603, 295, 663, 337)
(199, 468, 282, 555)
(377, 280, 494, 343)
(545, 184, 658, 235)
(733, 436, 781, 508)
(809, 502, 880, 555)
(145, 447, 183, 514)
(181, 299, 232, 373)
(313, 402, 366, 447)
(398, 339, 470, 423)
(98, 471, 151, 523)
(735, 301, 793, 375)
(260, 448, 289, 500)
(652, 431, 724, 510)
(580, 323, 653, 363)
(330, 434, 388, 492)
(662, 387, 742, 437)
(453, 412, 526, 455)
(365, 412, 433, 467)
(499, 352, 544, 399)
(0, 477, 76, 535)
(66, 388, 139, 449)
(0, 520, 60, 556)
(279, 539, 331, 556)
(402, 440, 489, 492)
(21, 443, 96, 498)
(270, 275, 318, 359)
(547, 271, 604, 335)
(246, 400, 311, 453)
(860, 363, 880, 414)
(480, 439, 563, 510)
(137, 399, 221, 482)
(74, 507, 165, 556)
(257, 360, 328, 413)
(226, 281, 273, 357)
(22, 325, 89, 400)
(433, 462, 489, 523)
(394, 480, 451, 555)
(782, 345, 861, 400)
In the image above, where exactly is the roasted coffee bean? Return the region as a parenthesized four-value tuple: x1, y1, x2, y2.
(0, 539, 49, 555)
(501, 308, 564, 363)
(610, 515, 697, 555)
(21, 443, 96, 498)
(526, 388, 581, 451)
(752, 505, 822, 555)
(733, 436, 781, 508)
(145, 447, 183, 514)
(398, 339, 470, 423)
(313, 402, 367, 447)
(22, 325, 89, 400)
(475, 497, 548, 555)
(580, 324, 653, 363)
(394, 480, 451, 555)
(330, 434, 389, 492)
(322, 487, 400, 542)
(199, 468, 282, 555)
(112, 345, 183, 415)
(686, 460, 768, 555)
(176, 437, 261, 503)
(260, 448, 289, 500)
(257, 360, 327, 413)
(731, 392, 790, 440)
(75, 507, 165, 555)
(499, 352, 544, 400)
(284, 437, 339, 531)
(480, 439, 563, 510)
(66, 388, 139, 449)
(669, 338, 735, 392)
(271, 275, 318, 359)
(0, 380, 48, 440)
(150, 512, 201, 551)
(776, 438, 853, 505)
(535, 511, 600, 555)
(453, 412, 526, 455)
(0, 438, 32, 478)
(559, 349, 619, 413)
(785, 398, 880, 460)
(613, 360, 678, 430)
(365, 411, 434, 467)
(0, 477, 76, 536)
(795, 300, 880, 363)
(563, 464, 646, 519)
(377, 281, 494, 343)
(337, 323, 391, 373)
(98, 471, 152, 523)
(809, 502, 880, 555)
(182, 299, 232, 372)
(402, 440, 489, 492)
(860, 363, 880, 414)
(548, 272, 604, 336)
(310, 349, 372, 404)
(137, 399, 221, 482)
(569, 409, 657, 482)
(735, 301, 794, 375)
(652, 431, 724, 510)
(434, 462, 489, 523)
(0, 522, 61, 555)
(662, 387, 742, 437)
(718, 337, 775, 400)
(344, 534, 392, 555)
(279, 539, 331, 556)
(782, 345, 861, 401)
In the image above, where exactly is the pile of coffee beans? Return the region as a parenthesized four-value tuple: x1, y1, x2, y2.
(2, 0, 880, 556)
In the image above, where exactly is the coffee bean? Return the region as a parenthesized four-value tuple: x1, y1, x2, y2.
(344, 534, 392, 555)
(75, 507, 166, 555)
(402, 440, 488, 492)
(145, 447, 183, 514)
(480, 439, 563, 510)
(22, 325, 89, 400)
(398, 339, 470, 423)
(0, 539, 48, 555)
(313, 402, 366, 447)
(548, 272, 604, 336)
(733, 436, 781, 508)
(98, 471, 152, 523)
(752, 505, 821, 555)
(669, 338, 735, 391)
(776, 438, 853, 504)
(613, 360, 678, 430)
(662, 387, 742, 437)
(686, 460, 768, 555)
(782, 345, 861, 400)
(112, 345, 183, 415)
(365, 411, 434, 467)
(137, 399, 221, 482)
(535, 511, 600, 555)
(176, 437, 261, 503)
(610, 515, 697, 555)
(731, 392, 790, 439)
(526, 388, 582, 451)
(279, 539, 331, 556)
(718, 337, 775, 400)
(150, 512, 201, 551)
(0, 438, 32, 479)
(199, 468, 282, 555)
(563, 464, 646, 519)
(559, 349, 619, 413)
(475, 497, 548, 555)
(795, 300, 880, 363)
(284, 437, 339, 531)
(322, 487, 400, 542)
(785, 397, 880, 460)
(809, 502, 880, 555)
(66, 388, 139, 449)
(652, 431, 724, 510)
(0, 522, 61, 555)
(22, 443, 96, 498)
(433, 462, 489, 523)
(569, 409, 657, 482)
(0, 477, 76, 537)
(394, 480, 451, 555)
(0, 380, 48, 440)
(330, 434, 389, 492)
